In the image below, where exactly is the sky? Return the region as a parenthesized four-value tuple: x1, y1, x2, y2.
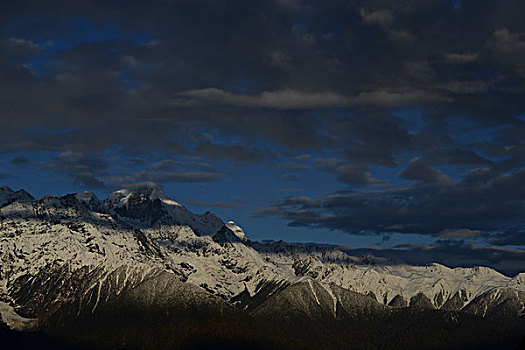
(1, 0, 524, 274)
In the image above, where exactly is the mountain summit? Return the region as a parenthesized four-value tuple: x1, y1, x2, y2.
(103, 183, 224, 234)
(0, 186, 34, 207)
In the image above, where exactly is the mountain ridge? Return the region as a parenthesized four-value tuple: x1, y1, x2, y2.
(0, 185, 524, 349)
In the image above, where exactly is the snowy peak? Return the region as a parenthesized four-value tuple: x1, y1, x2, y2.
(106, 190, 169, 225)
(74, 192, 104, 212)
(0, 184, 224, 236)
(104, 184, 224, 234)
(0, 187, 34, 208)
(75, 191, 99, 203)
(109, 182, 172, 201)
(104, 184, 180, 223)
(226, 221, 247, 241)
(104, 183, 183, 210)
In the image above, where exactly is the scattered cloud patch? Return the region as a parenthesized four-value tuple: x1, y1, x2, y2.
(444, 52, 479, 63)
(439, 228, 485, 239)
(254, 167, 525, 238)
(193, 143, 272, 164)
(176, 88, 448, 110)
(399, 158, 451, 184)
(341, 241, 525, 276)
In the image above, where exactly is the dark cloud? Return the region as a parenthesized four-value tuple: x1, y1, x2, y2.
(252, 195, 321, 217)
(148, 159, 216, 172)
(360, 8, 393, 29)
(105, 170, 222, 184)
(443, 52, 479, 64)
(341, 241, 525, 276)
(185, 200, 242, 208)
(399, 157, 451, 184)
(439, 228, 485, 239)
(40, 151, 108, 189)
(331, 114, 414, 167)
(0, 0, 522, 161)
(254, 167, 525, 237)
(424, 148, 493, 166)
(38, 148, 226, 188)
(122, 181, 163, 193)
(485, 28, 525, 76)
(70, 173, 105, 189)
(176, 88, 447, 109)
(279, 160, 312, 171)
(10, 156, 30, 165)
(150, 171, 221, 183)
(327, 164, 379, 185)
(39, 152, 222, 188)
(193, 143, 273, 164)
(488, 227, 525, 246)
(40, 151, 108, 173)
(280, 196, 321, 209)
(463, 167, 500, 182)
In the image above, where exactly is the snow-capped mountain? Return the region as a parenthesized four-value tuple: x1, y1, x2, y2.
(0, 185, 523, 349)
(0, 186, 33, 208)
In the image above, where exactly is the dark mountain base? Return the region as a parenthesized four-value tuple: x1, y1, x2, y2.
(44, 310, 305, 350)
(3, 307, 523, 350)
(0, 323, 79, 350)
(256, 309, 524, 350)
(3, 319, 523, 350)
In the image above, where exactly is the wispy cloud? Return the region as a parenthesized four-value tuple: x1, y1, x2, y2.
(175, 88, 448, 110)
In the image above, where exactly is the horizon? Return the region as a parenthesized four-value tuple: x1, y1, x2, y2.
(1, 182, 523, 276)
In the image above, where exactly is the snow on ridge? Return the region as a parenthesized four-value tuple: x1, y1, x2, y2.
(0, 185, 524, 312)
(106, 185, 181, 208)
(162, 198, 182, 206)
(0, 187, 34, 208)
(226, 221, 247, 240)
(75, 191, 99, 203)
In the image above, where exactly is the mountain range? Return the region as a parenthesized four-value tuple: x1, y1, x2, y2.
(0, 184, 523, 349)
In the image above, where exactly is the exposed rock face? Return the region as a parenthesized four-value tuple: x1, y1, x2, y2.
(0, 187, 34, 208)
(463, 288, 525, 320)
(410, 293, 435, 309)
(388, 294, 407, 308)
(442, 289, 469, 310)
